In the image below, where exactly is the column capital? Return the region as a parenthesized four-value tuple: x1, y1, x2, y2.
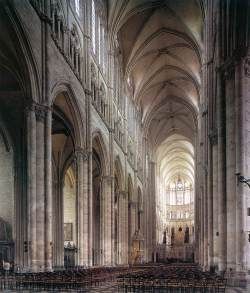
(101, 175, 114, 184)
(25, 102, 52, 121)
(84, 88, 92, 96)
(119, 190, 127, 199)
(129, 200, 137, 208)
(75, 147, 89, 161)
(209, 128, 218, 146)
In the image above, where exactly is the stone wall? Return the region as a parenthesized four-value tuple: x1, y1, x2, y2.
(0, 132, 14, 237)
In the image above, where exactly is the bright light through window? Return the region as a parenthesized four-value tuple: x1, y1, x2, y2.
(166, 176, 193, 206)
(92, 0, 96, 53)
(75, 0, 80, 15)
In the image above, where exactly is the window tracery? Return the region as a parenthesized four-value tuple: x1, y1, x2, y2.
(114, 111, 124, 148)
(99, 83, 107, 119)
(167, 177, 193, 206)
(69, 25, 81, 76)
(51, 1, 66, 51)
(91, 64, 97, 103)
(91, 0, 96, 54)
(91, 0, 107, 72)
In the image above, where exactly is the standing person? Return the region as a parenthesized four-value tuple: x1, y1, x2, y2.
(3, 261, 10, 277)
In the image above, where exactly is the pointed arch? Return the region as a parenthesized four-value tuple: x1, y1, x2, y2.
(128, 174, 134, 201)
(51, 81, 85, 149)
(92, 130, 109, 176)
(137, 186, 143, 211)
(114, 155, 125, 191)
(0, 4, 41, 101)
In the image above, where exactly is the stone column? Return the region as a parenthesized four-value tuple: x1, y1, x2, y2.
(149, 161, 156, 258)
(82, 152, 89, 266)
(142, 137, 148, 260)
(117, 191, 121, 264)
(98, 179, 104, 265)
(235, 60, 244, 272)
(110, 158, 115, 265)
(125, 192, 129, 264)
(225, 69, 236, 271)
(35, 107, 46, 271)
(75, 148, 84, 266)
(26, 105, 37, 270)
(203, 112, 209, 271)
(217, 70, 227, 273)
(208, 138, 214, 269)
(102, 176, 112, 265)
(212, 140, 219, 269)
(118, 191, 127, 264)
(88, 150, 93, 266)
(51, 154, 64, 269)
(118, 192, 122, 264)
(84, 0, 93, 266)
(129, 200, 137, 237)
(237, 55, 250, 272)
(194, 134, 200, 263)
(200, 185, 204, 267)
(45, 108, 52, 271)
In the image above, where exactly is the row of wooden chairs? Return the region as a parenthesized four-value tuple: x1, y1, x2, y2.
(117, 264, 227, 292)
(0, 266, 129, 290)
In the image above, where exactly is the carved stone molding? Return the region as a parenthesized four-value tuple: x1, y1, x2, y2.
(35, 108, 47, 122)
(75, 147, 89, 161)
(26, 102, 51, 122)
(119, 190, 127, 199)
(129, 200, 137, 208)
(84, 89, 92, 96)
(102, 175, 114, 185)
(200, 103, 208, 117)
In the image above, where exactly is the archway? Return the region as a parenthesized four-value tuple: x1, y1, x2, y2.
(52, 91, 79, 268)
(155, 134, 195, 262)
(63, 165, 77, 267)
(0, 63, 28, 269)
(92, 133, 108, 266)
(0, 126, 14, 265)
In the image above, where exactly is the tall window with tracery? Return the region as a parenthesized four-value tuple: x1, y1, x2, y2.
(91, 0, 107, 72)
(91, 0, 96, 54)
(75, 0, 80, 15)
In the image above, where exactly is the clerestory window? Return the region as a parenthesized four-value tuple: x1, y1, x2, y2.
(75, 0, 80, 15)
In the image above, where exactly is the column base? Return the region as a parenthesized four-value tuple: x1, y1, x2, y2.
(43, 260, 53, 272)
(29, 260, 47, 272)
(52, 265, 65, 271)
(225, 271, 249, 289)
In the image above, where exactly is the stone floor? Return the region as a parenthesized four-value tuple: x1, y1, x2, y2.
(2, 284, 249, 293)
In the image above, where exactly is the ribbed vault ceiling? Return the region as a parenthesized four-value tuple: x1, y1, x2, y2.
(156, 134, 194, 185)
(110, 0, 203, 186)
